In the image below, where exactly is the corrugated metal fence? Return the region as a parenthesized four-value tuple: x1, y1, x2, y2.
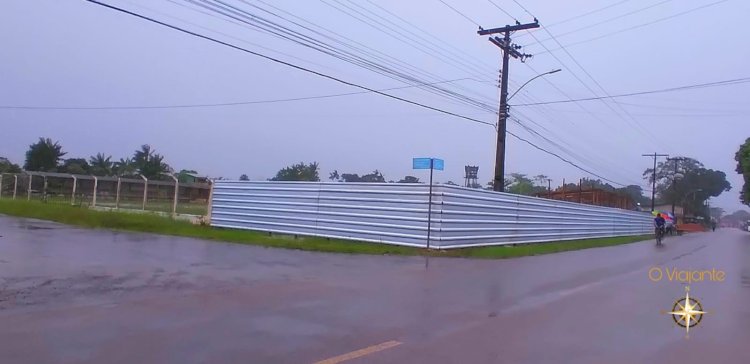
(210, 181, 653, 249)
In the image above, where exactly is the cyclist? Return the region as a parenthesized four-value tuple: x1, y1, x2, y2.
(654, 213, 666, 244)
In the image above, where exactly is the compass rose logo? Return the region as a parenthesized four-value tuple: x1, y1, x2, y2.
(665, 287, 706, 337)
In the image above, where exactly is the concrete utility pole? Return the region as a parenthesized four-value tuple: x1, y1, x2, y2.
(478, 21, 539, 192)
(642, 153, 668, 211)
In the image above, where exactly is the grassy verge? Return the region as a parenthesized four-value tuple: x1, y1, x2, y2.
(0, 199, 651, 258)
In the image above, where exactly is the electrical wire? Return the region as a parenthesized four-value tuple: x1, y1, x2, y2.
(81, 0, 495, 126)
(511, 77, 750, 106)
(0, 78, 478, 110)
(186, 0, 499, 113)
(522, 0, 674, 47)
(437, 0, 481, 27)
(79, 0, 645, 189)
(530, 0, 730, 55)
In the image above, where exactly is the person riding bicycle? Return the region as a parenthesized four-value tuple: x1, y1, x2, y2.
(654, 213, 666, 236)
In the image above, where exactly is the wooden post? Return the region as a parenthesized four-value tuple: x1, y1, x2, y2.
(578, 178, 582, 204)
(13, 175, 18, 199)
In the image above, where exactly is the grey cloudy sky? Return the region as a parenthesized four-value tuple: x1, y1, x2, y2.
(1, 0, 749, 212)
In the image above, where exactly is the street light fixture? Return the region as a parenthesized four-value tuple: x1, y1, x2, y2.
(508, 69, 562, 101)
(492, 68, 562, 192)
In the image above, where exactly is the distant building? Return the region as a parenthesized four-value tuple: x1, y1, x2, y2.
(535, 187, 634, 210)
(181, 173, 209, 184)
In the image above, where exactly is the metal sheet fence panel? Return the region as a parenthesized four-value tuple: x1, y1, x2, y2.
(210, 181, 431, 247)
(210, 182, 653, 249)
(435, 185, 652, 248)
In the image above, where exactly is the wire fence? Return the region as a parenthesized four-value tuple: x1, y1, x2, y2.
(0, 172, 211, 216)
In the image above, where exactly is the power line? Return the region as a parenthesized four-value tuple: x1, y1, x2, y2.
(487, 0, 518, 22)
(530, 18, 665, 150)
(0, 78, 479, 110)
(523, 0, 674, 47)
(511, 77, 750, 106)
(530, 0, 730, 54)
(82, 0, 643, 191)
(82, 0, 494, 126)
(506, 127, 634, 188)
(486, 1, 665, 152)
(546, 0, 634, 28)
(437, 0, 481, 27)
(186, 0, 499, 113)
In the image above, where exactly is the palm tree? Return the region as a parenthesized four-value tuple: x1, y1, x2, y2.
(89, 153, 113, 176)
(131, 145, 172, 179)
(114, 157, 137, 177)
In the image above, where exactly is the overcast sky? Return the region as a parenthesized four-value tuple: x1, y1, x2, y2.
(1, 0, 749, 212)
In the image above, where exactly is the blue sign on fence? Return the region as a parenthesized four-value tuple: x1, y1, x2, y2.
(413, 158, 431, 169)
(433, 158, 444, 171)
(413, 157, 444, 171)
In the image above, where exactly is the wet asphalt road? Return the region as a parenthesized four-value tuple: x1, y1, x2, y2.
(0, 215, 749, 364)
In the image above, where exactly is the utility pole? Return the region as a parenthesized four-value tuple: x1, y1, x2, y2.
(478, 21, 539, 192)
(547, 178, 552, 199)
(642, 153, 668, 211)
(667, 157, 687, 217)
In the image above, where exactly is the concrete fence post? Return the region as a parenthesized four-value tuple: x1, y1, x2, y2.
(13, 175, 18, 199)
(140, 174, 148, 210)
(205, 180, 214, 223)
(115, 177, 121, 209)
(168, 175, 179, 218)
(71, 175, 77, 205)
(0, 174, 3, 199)
(27, 174, 32, 201)
(92, 176, 98, 207)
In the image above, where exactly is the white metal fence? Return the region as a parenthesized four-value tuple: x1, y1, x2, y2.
(210, 181, 653, 249)
(0, 172, 211, 216)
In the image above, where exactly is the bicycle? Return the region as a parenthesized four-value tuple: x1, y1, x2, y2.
(655, 226, 665, 246)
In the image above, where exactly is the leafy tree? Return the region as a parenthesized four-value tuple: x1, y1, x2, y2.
(710, 207, 725, 220)
(506, 173, 545, 195)
(397, 176, 420, 183)
(722, 210, 750, 226)
(24, 137, 66, 171)
(89, 153, 113, 176)
(616, 185, 649, 207)
(239, 174, 250, 181)
(361, 170, 386, 183)
(340, 170, 386, 183)
(132, 145, 172, 179)
(0, 157, 22, 173)
(643, 156, 730, 215)
(735, 138, 750, 205)
(114, 158, 137, 177)
(59, 158, 91, 175)
(329, 170, 340, 182)
(270, 162, 320, 181)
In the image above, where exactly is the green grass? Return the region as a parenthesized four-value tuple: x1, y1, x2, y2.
(0, 199, 651, 258)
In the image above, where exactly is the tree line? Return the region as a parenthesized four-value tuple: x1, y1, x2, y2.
(0, 137, 200, 182)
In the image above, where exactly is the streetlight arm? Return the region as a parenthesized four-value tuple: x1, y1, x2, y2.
(508, 69, 561, 102)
